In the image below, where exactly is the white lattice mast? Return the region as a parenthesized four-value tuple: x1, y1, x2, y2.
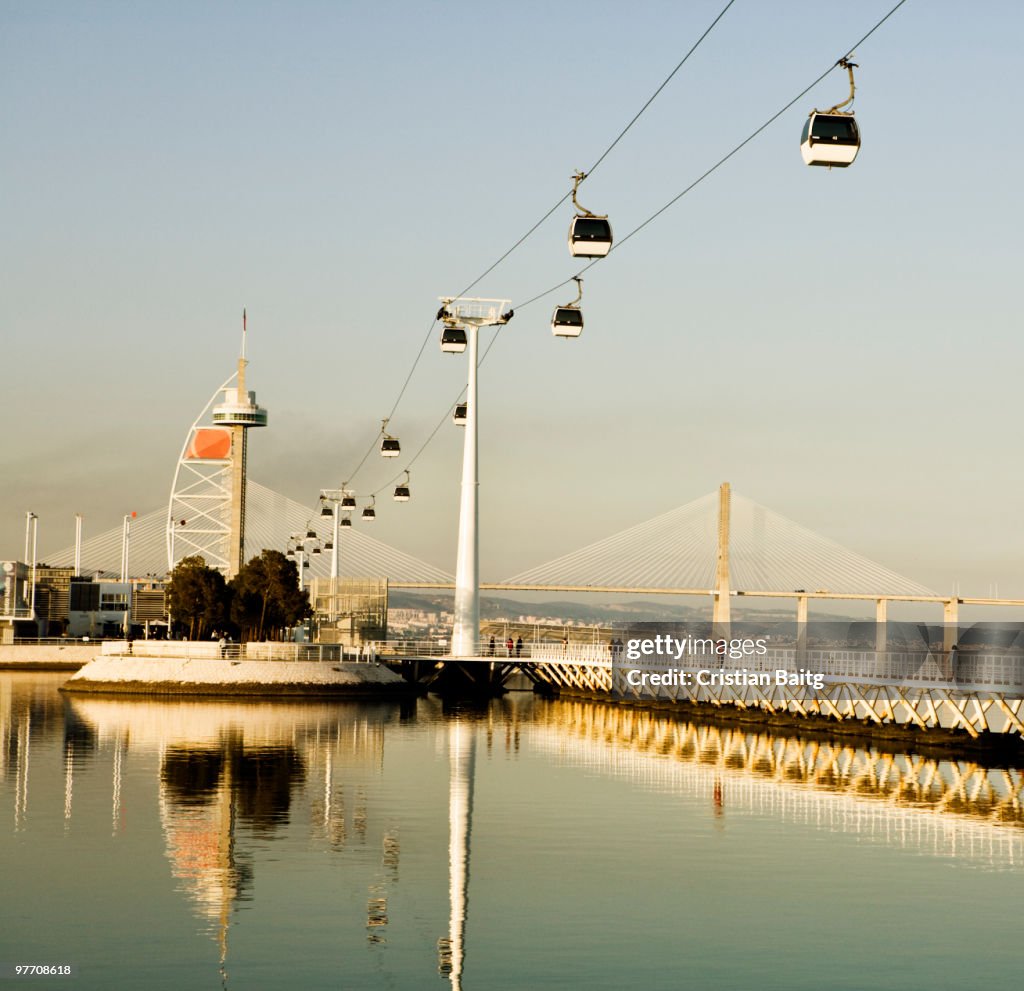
(166, 311, 268, 577)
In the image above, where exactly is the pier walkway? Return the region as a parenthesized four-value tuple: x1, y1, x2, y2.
(373, 639, 1024, 739)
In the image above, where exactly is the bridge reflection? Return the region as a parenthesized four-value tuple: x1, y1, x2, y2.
(528, 700, 1024, 866)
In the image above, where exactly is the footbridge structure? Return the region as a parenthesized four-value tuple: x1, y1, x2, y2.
(379, 484, 1024, 738)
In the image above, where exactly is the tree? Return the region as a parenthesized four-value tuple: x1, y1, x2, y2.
(229, 550, 311, 641)
(165, 555, 231, 640)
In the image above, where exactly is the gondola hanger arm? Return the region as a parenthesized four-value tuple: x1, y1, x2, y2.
(824, 56, 857, 115)
(571, 170, 596, 218)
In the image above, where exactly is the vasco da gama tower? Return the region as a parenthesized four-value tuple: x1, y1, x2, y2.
(167, 312, 268, 578)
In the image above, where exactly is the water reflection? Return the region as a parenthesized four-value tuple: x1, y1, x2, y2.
(529, 700, 1024, 865)
(158, 737, 255, 969)
(62, 696, 393, 981)
(438, 720, 475, 988)
(2, 675, 1024, 989)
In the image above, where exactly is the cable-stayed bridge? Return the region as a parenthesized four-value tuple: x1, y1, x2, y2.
(46, 482, 1024, 625)
(500, 484, 936, 598)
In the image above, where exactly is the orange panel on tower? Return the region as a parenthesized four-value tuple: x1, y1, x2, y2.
(185, 428, 233, 460)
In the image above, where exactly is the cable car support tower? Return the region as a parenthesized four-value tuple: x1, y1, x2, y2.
(440, 297, 513, 657)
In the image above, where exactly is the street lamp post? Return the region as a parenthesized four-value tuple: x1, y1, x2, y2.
(440, 298, 512, 658)
(120, 512, 136, 584)
(120, 512, 136, 636)
(74, 513, 84, 576)
(24, 512, 38, 623)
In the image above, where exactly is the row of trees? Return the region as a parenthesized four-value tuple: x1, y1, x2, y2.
(165, 551, 312, 641)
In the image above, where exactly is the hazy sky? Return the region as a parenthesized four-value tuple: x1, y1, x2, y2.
(2, 1, 1021, 598)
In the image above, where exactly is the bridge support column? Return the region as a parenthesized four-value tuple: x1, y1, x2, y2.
(943, 598, 959, 654)
(712, 482, 731, 626)
(796, 595, 808, 664)
(875, 599, 888, 655)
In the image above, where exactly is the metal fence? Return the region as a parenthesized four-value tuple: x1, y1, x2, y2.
(99, 640, 376, 663)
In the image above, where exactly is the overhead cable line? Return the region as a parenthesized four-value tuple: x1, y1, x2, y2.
(367, 0, 913, 496)
(513, 0, 911, 311)
(339, 0, 739, 490)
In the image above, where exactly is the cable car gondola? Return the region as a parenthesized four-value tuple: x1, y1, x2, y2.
(320, 503, 332, 516)
(340, 516, 352, 528)
(394, 471, 411, 502)
(552, 277, 584, 338)
(453, 402, 467, 426)
(440, 324, 467, 354)
(801, 57, 861, 168)
(362, 502, 376, 521)
(568, 171, 612, 258)
(380, 419, 400, 457)
(341, 493, 356, 511)
(552, 307, 583, 337)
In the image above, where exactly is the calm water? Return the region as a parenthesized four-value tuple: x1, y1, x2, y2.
(1, 671, 1022, 990)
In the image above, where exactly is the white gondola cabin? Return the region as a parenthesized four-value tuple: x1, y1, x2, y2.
(552, 276, 584, 338)
(394, 471, 411, 502)
(380, 436, 400, 457)
(800, 112, 860, 167)
(341, 494, 356, 511)
(551, 306, 583, 338)
(567, 170, 612, 257)
(453, 403, 467, 425)
(568, 215, 612, 258)
(340, 516, 352, 528)
(441, 325, 467, 353)
(802, 57, 861, 168)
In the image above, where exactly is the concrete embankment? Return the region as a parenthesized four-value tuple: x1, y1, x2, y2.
(0, 643, 95, 670)
(62, 656, 418, 697)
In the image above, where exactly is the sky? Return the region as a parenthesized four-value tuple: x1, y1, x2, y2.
(2, 0, 1022, 600)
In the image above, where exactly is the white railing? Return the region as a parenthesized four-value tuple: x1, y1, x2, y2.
(369, 638, 535, 660)
(525, 644, 1024, 692)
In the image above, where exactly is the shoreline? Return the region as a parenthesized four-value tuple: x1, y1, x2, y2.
(60, 679, 419, 697)
(61, 655, 420, 698)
